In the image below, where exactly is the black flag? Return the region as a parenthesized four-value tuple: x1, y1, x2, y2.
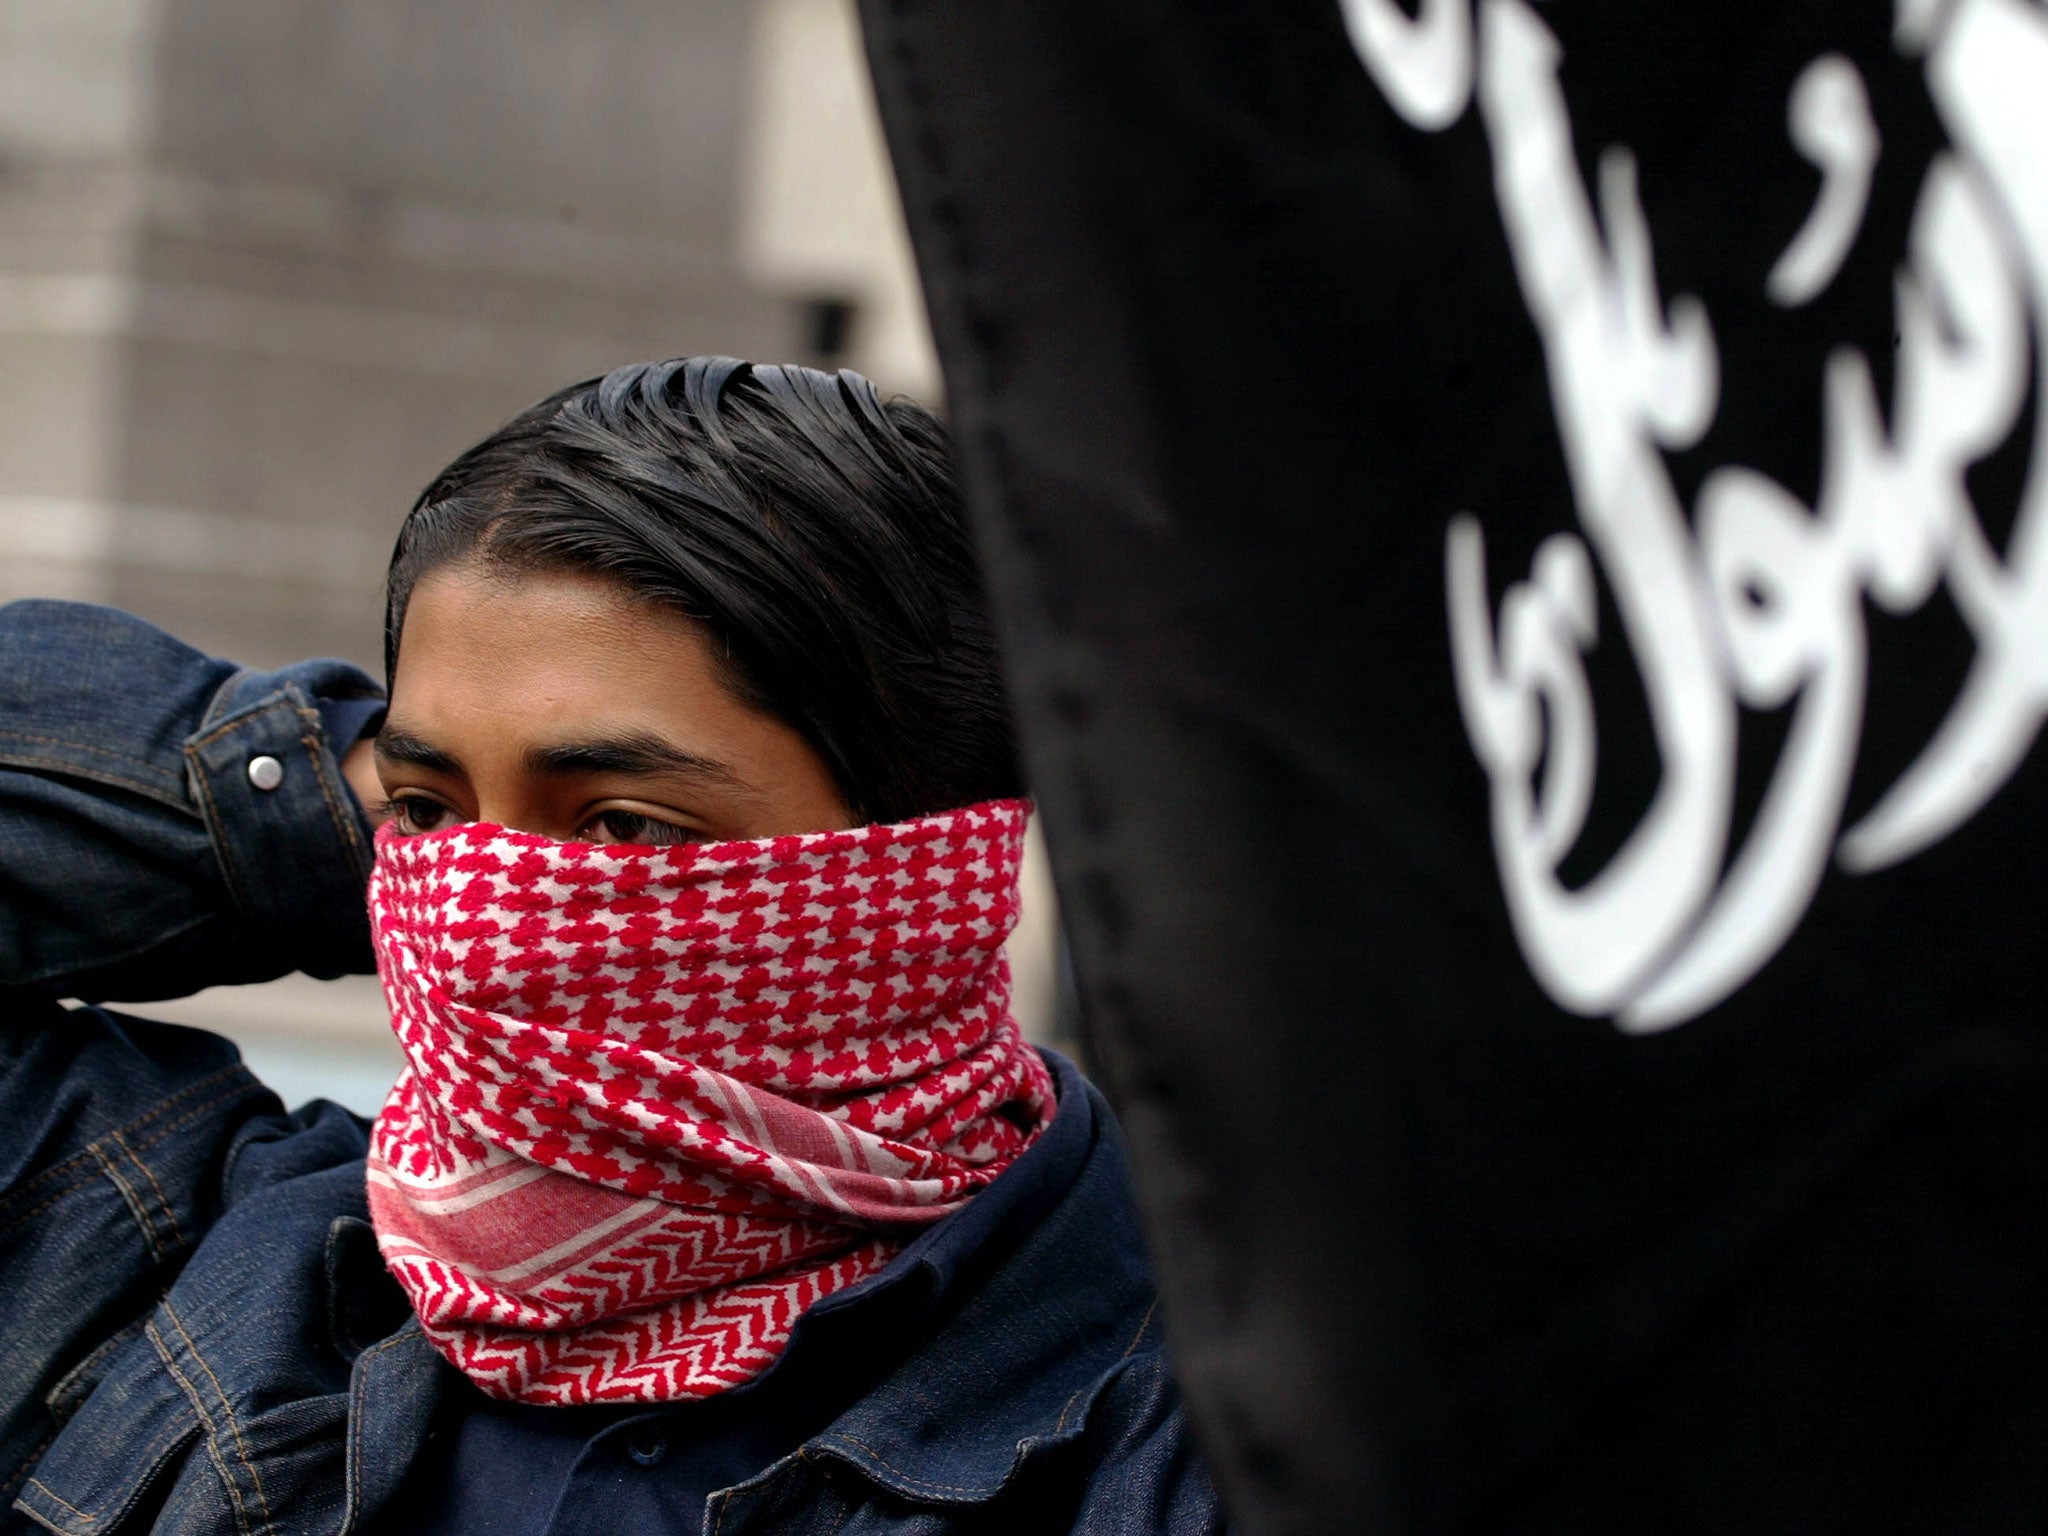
(859, 3, 2048, 1531)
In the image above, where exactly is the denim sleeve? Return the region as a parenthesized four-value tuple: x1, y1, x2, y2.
(0, 599, 383, 1001)
(0, 998, 285, 1515)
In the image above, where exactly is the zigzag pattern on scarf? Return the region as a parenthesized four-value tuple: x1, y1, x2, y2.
(364, 799, 1051, 1405)
(391, 1243, 892, 1402)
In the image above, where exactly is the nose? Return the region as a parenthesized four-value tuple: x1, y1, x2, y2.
(465, 785, 581, 843)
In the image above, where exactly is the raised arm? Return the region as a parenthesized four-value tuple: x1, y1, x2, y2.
(0, 599, 383, 1001)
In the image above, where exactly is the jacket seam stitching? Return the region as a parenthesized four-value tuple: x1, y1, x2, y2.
(127, 1073, 271, 1157)
(710, 1485, 749, 1536)
(113, 1129, 188, 1253)
(145, 1321, 253, 1536)
(1052, 1299, 1158, 1438)
(21, 1406, 197, 1533)
(0, 1070, 258, 1239)
(186, 693, 290, 752)
(21, 1474, 100, 1531)
(154, 1304, 278, 1536)
(0, 1168, 105, 1242)
(0, 753, 188, 813)
(293, 718, 368, 878)
(345, 1329, 422, 1533)
(821, 1433, 994, 1497)
(4, 1422, 69, 1510)
(183, 745, 250, 915)
(1, 1069, 254, 1216)
(0, 729, 181, 788)
(0, 1425, 58, 1507)
(85, 1144, 165, 1266)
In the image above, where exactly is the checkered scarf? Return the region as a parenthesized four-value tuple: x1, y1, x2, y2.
(363, 799, 1053, 1405)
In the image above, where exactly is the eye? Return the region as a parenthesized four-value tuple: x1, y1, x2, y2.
(580, 809, 696, 848)
(387, 795, 457, 837)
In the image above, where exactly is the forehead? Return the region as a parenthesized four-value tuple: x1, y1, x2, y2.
(393, 565, 721, 711)
(385, 564, 765, 767)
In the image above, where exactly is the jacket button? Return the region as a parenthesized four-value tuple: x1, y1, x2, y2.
(247, 755, 285, 791)
(625, 1432, 668, 1468)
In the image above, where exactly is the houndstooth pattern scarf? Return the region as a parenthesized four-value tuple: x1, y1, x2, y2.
(363, 798, 1053, 1405)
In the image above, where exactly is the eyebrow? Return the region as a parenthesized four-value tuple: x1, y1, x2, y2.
(523, 733, 754, 792)
(375, 726, 462, 777)
(374, 724, 754, 794)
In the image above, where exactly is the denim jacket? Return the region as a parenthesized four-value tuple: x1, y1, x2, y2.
(0, 600, 1224, 1536)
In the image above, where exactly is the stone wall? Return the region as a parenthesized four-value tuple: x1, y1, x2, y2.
(0, 0, 800, 669)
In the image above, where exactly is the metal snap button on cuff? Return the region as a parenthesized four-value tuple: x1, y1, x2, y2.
(625, 1432, 668, 1468)
(247, 755, 285, 791)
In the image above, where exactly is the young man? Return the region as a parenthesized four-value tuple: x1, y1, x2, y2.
(0, 358, 1225, 1535)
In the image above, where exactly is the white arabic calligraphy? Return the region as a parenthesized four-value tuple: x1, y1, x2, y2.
(1352, 0, 2048, 1030)
(1335, 0, 1473, 131)
(1767, 55, 1878, 308)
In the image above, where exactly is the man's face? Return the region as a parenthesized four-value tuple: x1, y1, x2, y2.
(374, 562, 852, 847)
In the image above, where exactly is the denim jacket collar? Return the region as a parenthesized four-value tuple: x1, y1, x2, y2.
(801, 1059, 1163, 1504)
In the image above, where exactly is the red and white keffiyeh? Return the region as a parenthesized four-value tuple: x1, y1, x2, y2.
(364, 798, 1052, 1405)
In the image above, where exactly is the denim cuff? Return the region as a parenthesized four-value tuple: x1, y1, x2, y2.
(184, 659, 380, 979)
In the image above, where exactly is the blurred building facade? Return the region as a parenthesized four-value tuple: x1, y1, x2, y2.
(3, 0, 1063, 1111)
(1, 0, 827, 667)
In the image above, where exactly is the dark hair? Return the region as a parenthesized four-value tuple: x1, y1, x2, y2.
(384, 356, 1022, 825)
